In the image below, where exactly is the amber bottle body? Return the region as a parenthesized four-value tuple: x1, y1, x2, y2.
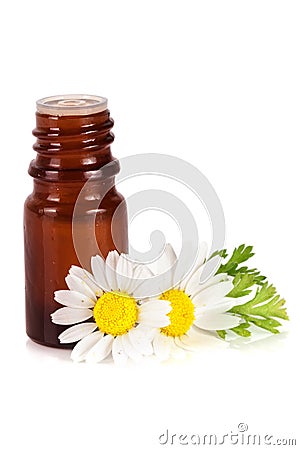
(24, 109, 128, 348)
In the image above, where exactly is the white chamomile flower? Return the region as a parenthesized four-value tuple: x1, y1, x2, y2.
(150, 243, 242, 361)
(51, 251, 171, 365)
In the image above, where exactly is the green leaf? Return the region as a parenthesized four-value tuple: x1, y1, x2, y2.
(217, 244, 254, 276)
(216, 323, 251, 339)
(228, 273, 258, 298)
(216, 330, 227, 339)
(208, 248, 228, 261)
(216, 244, 266, 286)
(231, 323, 251, 337)
(242, 315, 281, 334)
(229, 283, 289, 334)
(214, 244, 288, 339)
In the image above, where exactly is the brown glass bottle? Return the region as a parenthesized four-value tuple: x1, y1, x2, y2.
(24, 95, 128, 348)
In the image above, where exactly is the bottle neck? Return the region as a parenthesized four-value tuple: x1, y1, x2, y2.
(29, 109, 119, 182)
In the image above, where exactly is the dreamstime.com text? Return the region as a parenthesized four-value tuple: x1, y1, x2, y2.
(158, 424, 297, 446)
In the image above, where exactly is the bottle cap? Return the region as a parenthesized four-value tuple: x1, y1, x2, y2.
(36, 94, 108, 116)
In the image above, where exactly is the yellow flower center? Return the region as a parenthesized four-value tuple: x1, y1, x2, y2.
(160, 289, 195, 337)
(93, 292, 138, 336)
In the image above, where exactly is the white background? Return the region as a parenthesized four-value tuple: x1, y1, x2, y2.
(1, 1, 299, 449)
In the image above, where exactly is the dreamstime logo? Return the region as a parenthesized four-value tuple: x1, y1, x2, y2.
(158, 424, 297, 446)
(72, 153, 226, 297)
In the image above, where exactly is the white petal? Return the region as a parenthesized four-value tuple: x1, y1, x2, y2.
(86, 334, 114, 363)
(136, 271, 176, 298)
(174, 336, 188, 350)
(184, 268, 203, 297)
(153, 332, 171, 361)
(134, 265, 154, 278)
(105, 251, 119, 291)
(192, 241, 208, 270)
(138, 312, 170, 328)
(58, 323, 97, 344)
(121, 333, 143, 362)
(65, 274, 97, 300)
(146, 244, 177, 293)
(71, 331, 103, 362)
(138, 300, 171, 315)
(179, 242, 208, 290)
(54, 290, 95, 309)
(195, 313, 241, 330)
(51, 307, 93, 325)
(175, 334, 201, 352)
(174, 336, 193, 351)
(133, 277, 163, 298)
(69, 265, 103, 296)
(192, 280, 234, 307)
(134, 324, 157, 340)
(112, 335, 128, 366)
(187, 324, 223, 346)
(186, 324, 204, 339)
(91, 255, 111, 291)
(170, 339, 186, 359)
(106, 250, 119, 269)
(116, 253, 134, 292)
(148, 243, 177, 275)
(194, 273, 230, 295)
(128, 328, 153, 356)
(129, 264, 154, 294)
(131, 267, 172, 298)
(171, 241, 205, 288)
(195, 299, 235, 316)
